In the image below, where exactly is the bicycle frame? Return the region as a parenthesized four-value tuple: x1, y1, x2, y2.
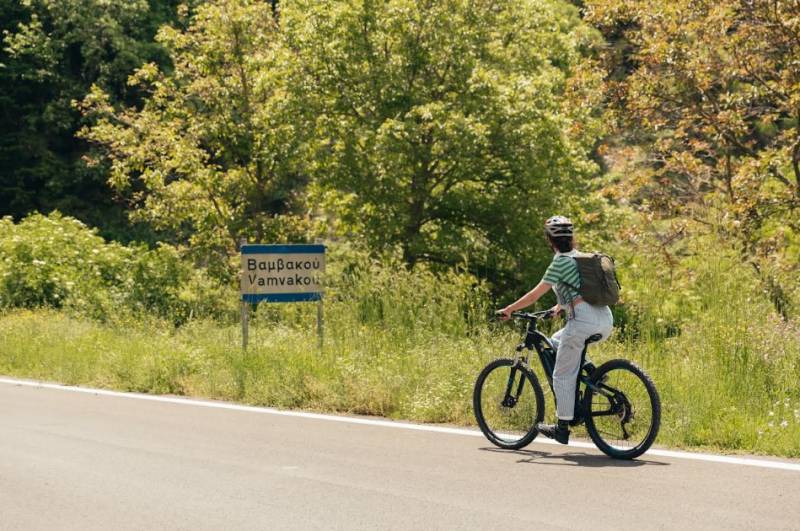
(510, 316, 620, 420)
(512, 317, 568, 390)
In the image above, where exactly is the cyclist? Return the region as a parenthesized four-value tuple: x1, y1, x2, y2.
(497, 216, 613, 444)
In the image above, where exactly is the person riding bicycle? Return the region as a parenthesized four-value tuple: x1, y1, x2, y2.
(498, 215, 614, 444)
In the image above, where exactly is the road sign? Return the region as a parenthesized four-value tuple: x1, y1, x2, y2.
(240, 244, 325, 303)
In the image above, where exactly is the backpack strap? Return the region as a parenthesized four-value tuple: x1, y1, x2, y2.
(561, 254, 585, 319)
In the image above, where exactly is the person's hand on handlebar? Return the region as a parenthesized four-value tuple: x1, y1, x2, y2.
(495, 307, 512, 321)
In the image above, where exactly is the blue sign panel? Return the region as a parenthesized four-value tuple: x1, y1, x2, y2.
(240, 244, 325, 303)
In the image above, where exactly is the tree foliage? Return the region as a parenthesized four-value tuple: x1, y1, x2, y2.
(285, 0, 606, 286)
(80, 0, 318, 278)
(79, 0, 606, 289)
(0, 0, 180, 238)
(587, 0, 800, 317)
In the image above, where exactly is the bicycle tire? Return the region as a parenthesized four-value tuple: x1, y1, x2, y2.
(473, 358, 545, 450)
(583, 359, 661, 459)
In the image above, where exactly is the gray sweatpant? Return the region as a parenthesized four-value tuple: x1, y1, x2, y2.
(549, 303, 614, 420)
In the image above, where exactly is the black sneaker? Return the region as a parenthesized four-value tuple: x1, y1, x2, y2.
(536, 420, 570, 444)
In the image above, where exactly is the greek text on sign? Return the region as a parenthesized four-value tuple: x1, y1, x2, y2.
(240, 244, 325, 303)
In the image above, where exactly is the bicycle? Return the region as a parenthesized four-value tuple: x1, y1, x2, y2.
(473, 310, 661, 459)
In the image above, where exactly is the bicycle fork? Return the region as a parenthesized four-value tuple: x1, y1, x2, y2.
(502, 345, 528, 408)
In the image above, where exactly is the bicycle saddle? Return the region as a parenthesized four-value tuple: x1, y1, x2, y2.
(585, 334, 603, 345)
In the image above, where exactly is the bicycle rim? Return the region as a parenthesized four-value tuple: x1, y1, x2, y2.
(473, 359, 544, 449)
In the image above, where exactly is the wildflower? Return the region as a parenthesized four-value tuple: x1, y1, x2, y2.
(768, 411, 774, 416)
(780, 420, 788, 429)
(768, 421, 774, 428)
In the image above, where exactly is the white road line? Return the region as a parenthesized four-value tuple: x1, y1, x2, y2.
(2, 376, 799, 472)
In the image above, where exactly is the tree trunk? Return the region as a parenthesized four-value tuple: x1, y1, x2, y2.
(402, 196, 425, 269)
(401, 133, 433, 268)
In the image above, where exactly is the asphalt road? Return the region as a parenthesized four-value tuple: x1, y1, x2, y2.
(1, 380, 799, 531)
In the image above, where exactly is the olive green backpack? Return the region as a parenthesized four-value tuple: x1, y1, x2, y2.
(567, 252, 621, 306)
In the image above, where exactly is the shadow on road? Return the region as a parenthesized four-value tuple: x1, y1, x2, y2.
(479, 447, 670, 468)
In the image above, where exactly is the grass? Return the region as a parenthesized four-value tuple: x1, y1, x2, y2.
(0, 308, 505, 423)
(1, 297, 799, 457)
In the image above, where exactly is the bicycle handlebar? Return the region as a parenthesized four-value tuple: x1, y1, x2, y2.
(510, 310, 554, 321)
(493, 309, 555, 321)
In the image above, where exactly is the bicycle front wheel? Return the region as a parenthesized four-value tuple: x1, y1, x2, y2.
(584, 359, 661, 459)
(473, 358, 545, 450)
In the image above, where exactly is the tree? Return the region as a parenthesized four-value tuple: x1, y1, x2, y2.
(80, 0, 317, 278)
(0, 0, 180, 239)
(586, 0, 800, 318)
(283, 0, 606, 287)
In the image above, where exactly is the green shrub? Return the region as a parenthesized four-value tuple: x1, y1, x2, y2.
(0, 212, 233, 322)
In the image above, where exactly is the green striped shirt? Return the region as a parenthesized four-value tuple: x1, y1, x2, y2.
(542, 252, 581, 306)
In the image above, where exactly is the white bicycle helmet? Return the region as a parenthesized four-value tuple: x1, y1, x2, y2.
(544, 215, 574, 238)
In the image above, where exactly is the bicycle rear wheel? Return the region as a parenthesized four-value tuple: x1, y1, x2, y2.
(473, 358, 545, 450)
(584, 359, 661, 459)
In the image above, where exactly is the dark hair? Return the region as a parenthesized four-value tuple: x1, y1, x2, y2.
(547, 235, 574, 253)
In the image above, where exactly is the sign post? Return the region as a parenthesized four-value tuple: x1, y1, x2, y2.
(241, 297, 250, 351)
(240, 244, 326, 350)
(239, 238, 249, 352)
(317, 297, 324, 349)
